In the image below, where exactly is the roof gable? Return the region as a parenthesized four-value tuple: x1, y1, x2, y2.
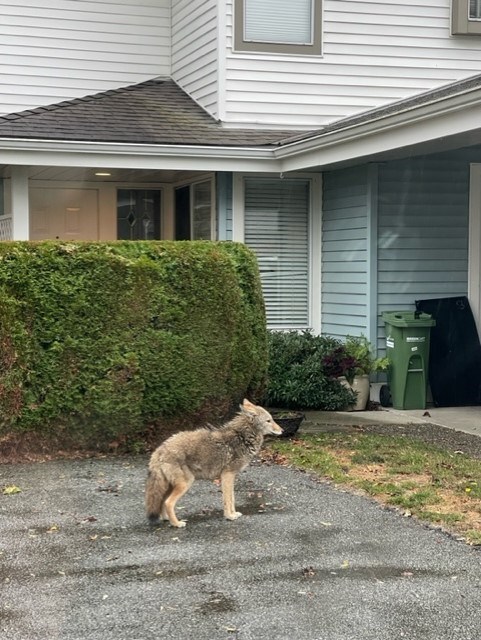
(0, 78, 297, 147)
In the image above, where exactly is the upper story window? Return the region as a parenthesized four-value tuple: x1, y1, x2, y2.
(452, 0, 481, 35)
(234, 0, 322, 55)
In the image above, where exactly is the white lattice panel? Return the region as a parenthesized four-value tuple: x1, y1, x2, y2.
(0, 216, 13, 241)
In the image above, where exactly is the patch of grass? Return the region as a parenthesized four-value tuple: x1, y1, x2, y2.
(388, 487, 441, 510)
(465, 530, 481, 545)
(274, 443, 346, 484)
(267, 433, 481, 545)
(419, 511, 464, 526)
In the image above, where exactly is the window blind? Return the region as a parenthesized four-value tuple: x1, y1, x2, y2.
(244, 178, 310, 328)
(470, 0, 481, 19)
(244, 0, 313, 44)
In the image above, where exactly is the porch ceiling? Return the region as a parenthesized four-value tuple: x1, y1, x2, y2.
(0, 165, 202, 183)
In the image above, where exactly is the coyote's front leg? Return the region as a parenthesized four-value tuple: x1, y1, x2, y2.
(220, 470, 242, 520)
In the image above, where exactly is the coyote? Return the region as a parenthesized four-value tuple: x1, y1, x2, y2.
(145, 399, 283, 528)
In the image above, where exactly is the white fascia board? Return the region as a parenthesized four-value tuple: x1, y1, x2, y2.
(0, 140, 279, 172)
(2, 86, 481, 173)
(277, 88, 481, 171)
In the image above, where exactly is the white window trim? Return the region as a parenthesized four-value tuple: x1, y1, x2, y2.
(233, 0, 323, 55)
(451, 0, 481, 35)
(233, 172, 321, 333)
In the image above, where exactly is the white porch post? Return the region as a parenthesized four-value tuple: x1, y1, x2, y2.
(10, 166, 30, 240)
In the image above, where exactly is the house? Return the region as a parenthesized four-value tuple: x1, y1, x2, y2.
(1, 0, 481, 356)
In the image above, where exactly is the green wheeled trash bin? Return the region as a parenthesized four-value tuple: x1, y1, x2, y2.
(382, 310, 436, 410)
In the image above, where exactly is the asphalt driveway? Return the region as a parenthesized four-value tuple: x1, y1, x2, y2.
(2, 454, 481, 640)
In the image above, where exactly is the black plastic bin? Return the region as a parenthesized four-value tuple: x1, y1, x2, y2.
(415, 296, 481, 406)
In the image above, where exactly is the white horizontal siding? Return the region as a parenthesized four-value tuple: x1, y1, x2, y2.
(0, 0, 170, 115)
(171, 0, 218, 118)
(224, 0, 481, 127)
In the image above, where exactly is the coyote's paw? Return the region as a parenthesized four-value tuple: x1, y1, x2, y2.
(172, 520, 187, 528)
(225, 511, 242, 521)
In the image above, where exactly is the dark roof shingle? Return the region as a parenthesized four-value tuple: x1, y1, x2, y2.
(0, 78, 298, 147)
(1, 73, 481, 148)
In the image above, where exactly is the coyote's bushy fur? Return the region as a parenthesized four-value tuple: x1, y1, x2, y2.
(145, 399, 283, 528)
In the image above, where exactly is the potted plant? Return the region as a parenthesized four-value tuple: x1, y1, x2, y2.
(270, 410, 306, 438)
(320, 345, 358, 383)
(344, 335, 390, 410)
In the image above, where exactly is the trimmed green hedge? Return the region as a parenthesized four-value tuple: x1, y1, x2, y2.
(0, 241, 267, 444)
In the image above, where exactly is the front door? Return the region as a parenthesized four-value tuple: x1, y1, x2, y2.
(117, 189, 161, 240)
(30, 188, 99, 241)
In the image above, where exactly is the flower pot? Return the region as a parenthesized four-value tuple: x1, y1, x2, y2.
(338, 374, 370, 411)
(350, 374, 370, 411)
(270, 411, 305, 438)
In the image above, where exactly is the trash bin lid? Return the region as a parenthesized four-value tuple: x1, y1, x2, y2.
(382, 310, 436, 328)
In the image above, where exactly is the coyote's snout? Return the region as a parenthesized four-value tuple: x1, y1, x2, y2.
(145, 399, 282, 528)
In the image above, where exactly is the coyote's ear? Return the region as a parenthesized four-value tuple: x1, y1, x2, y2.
(240, 398, 257, 415)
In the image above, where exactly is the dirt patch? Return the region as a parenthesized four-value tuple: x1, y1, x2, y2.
(0, 399, 235, 464)
(0, 432, 102, 464)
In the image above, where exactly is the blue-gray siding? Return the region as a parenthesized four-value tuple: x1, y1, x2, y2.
(376, 151, 472, 350)
(322, 166, 369, 339)
(321, 147, 481, 352)
(216, 172, 233, 241)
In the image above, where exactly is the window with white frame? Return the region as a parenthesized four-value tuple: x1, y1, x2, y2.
(452, 0, 481, 34)
(234, 0, 322, 55)
(244, 177, 310, 328)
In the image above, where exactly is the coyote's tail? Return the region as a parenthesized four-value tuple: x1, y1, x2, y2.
(145, 467, 169, 524)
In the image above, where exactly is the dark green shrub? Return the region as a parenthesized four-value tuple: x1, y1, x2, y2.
(264, 330, 356, 410)
(0, 241, 267, 445)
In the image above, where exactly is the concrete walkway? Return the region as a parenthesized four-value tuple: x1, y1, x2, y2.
(300, 406, 481, 438)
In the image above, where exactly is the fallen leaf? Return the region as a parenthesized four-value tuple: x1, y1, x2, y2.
(2, 485, 21, 495)
(302, 566, 316, 577)
(341, 560, 350, 569)
(47, 524, 59, 533)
